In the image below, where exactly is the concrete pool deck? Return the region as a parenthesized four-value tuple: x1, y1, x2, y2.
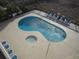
(0, 10, 79, 59)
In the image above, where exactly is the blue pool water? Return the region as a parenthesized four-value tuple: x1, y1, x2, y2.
(18, 16, 66, 42)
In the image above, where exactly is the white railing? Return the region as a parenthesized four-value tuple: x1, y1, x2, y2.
(0, 41, 17, 59)
(0, 43, 11, 59)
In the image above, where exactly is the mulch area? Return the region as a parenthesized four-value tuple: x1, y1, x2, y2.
(33, 3, 79, 25)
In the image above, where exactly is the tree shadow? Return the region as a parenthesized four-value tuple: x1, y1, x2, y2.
(0, 17, 16, 31)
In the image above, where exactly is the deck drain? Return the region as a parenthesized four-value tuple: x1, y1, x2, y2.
(26, 35, 37, 45)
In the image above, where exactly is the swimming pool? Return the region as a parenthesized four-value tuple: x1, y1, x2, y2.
(18, 16, 66, 42)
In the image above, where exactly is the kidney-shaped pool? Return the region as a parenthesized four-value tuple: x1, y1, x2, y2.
(18, 16, 66, 42)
